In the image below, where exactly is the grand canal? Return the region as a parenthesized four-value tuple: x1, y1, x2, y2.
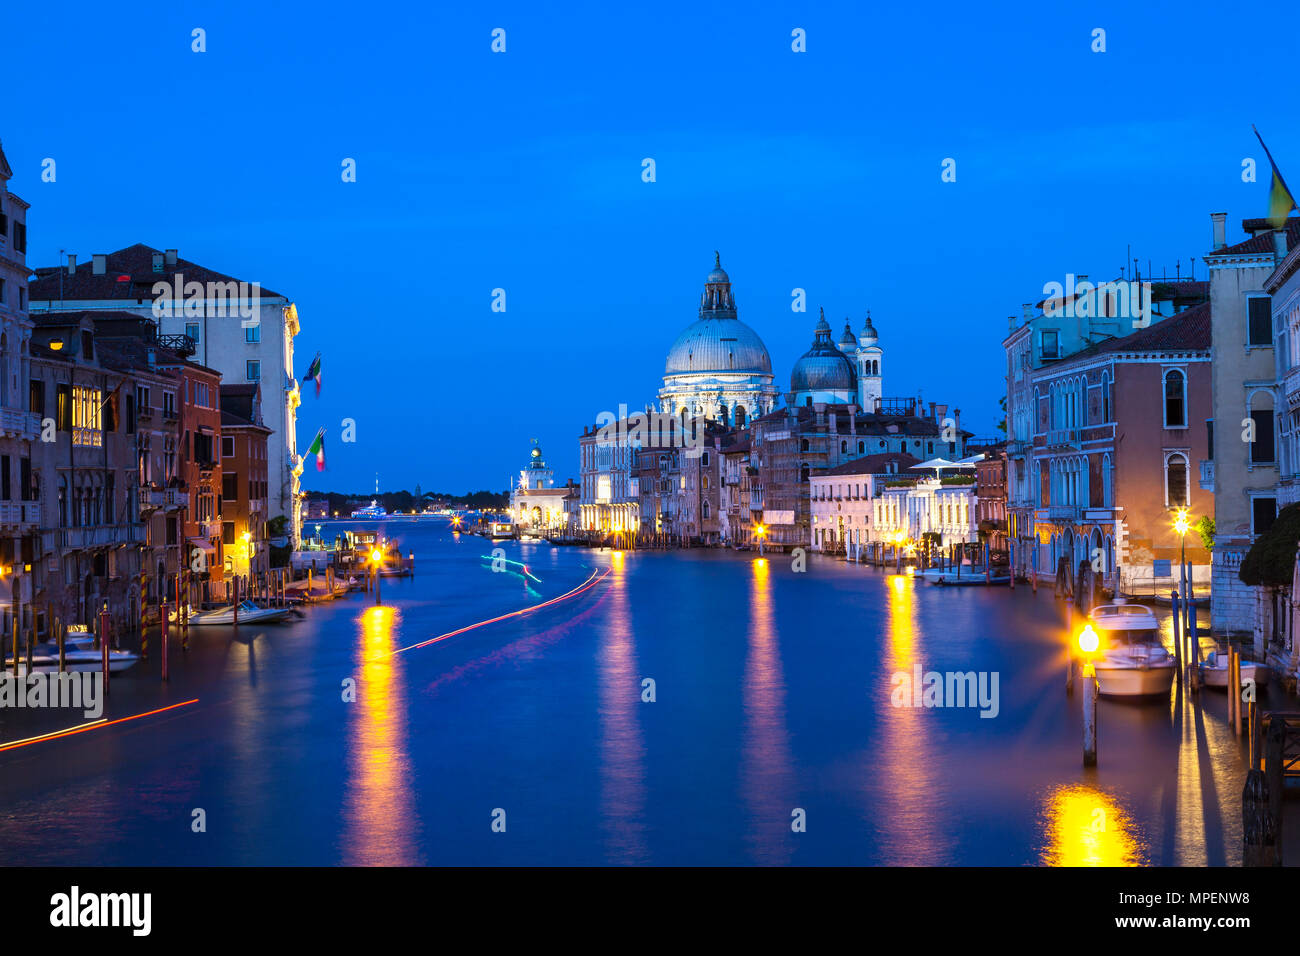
(0, 521, 1269, 865)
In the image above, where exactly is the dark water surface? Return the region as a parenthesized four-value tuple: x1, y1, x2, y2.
(0, 521, 1265, 865)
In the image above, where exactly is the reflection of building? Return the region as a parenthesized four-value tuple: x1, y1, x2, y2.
(220, 384, 272, 579)
(658, 255, 780, 425)
(509, 440, 573, 532)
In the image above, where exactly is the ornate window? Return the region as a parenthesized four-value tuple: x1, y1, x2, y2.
(1164, 370, 1187, 428)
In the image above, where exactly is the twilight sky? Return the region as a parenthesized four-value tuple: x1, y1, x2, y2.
(6, 0, 1297, 494)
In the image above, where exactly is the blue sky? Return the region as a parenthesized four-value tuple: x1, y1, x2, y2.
(6, 0, 1297, 494)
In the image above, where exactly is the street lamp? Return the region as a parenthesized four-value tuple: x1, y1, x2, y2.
(893, 530, 906, 573)
(1173, 507, 1191, 602)
(755, 523, 767, 556)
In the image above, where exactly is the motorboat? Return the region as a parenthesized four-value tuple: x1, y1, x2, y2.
(488, 520, 516, 540)
(4, 630, 140, 674)
(1088, 601, 1176, 697)
(1200, 649, 1270, 689)
(186, 601, 294, 625)
(350, 500, 388, 519)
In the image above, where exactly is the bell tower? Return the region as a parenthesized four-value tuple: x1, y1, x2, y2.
(856, 311, 883, 412)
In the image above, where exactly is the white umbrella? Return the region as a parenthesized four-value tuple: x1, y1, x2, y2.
(910, 457, 958, 479)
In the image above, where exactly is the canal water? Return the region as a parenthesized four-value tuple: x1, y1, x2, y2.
(0, 521, 1272, 865)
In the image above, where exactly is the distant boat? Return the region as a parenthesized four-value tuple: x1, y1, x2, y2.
(351, 500, 388, 519)
(1200, 650, 1270, 689)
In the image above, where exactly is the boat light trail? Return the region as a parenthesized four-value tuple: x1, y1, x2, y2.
(479, 554, 542, 583)
(377, 569, 609, 660)
(0, 698, 199, 753)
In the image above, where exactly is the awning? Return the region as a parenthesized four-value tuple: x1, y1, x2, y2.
(188, 537, 216, 555)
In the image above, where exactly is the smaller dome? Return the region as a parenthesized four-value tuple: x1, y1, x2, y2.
(706, 250, 729, 285)
(860, 309, 879, 345)
(814, 307, 831, 333)
(790, 310, 857, 394)
(838, 320, 858, 349)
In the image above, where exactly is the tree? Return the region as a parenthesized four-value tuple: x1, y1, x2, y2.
(997, 395, 1007, 435)
(1240, 504, 1300, 588)
(1194, 515, 1215, 552)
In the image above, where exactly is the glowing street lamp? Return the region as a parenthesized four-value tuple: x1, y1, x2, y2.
(755, 523, 767, 556)
(370, 547, 384, 605)
(1077, 623, 1100, 656)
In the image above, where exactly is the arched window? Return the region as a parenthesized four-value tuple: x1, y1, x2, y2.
(804, 396, 813, 407)
(1101, 371, 1111, 423)
(1165, 453, 1189, 507)
(840, 440, 847, 453)
(702, 500, 710, 518)
(801, 438, 810, 452)
(735, 406, 747, 427)
(1164, 369, 1187, 427)
(800, 463, 810, 482)
(857, 441, 864, 454)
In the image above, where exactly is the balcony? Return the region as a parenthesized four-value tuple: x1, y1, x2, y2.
(0, 502, 40, 526)
(0, 407, 39, 441)
(1044, 428, 1081, 450)
(200, 519, 222, 539)
(50, 524, 145, 550)
(137, 487, 189, 514)
(1199, 460, 1214, 492)
(1046, 503, 1080, 521)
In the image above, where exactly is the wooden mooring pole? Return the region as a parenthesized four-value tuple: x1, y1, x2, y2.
(1242, 768, 1280, 866)
(1082, 661, 1098, 766)
(99, 604, 110, 696)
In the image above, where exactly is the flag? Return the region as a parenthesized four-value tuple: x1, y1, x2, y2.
(305, 427, 325, 471)
(302, 352, 322, 396)
(1254, 126, 1297, 230)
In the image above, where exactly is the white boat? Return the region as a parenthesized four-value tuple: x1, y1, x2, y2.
(4, 632, 140, 674)
(1089, 601, 1176, 697)
(350, 500, 388, 519)
(186, 601, 294, 625)
(1200, 650, 1270, 689)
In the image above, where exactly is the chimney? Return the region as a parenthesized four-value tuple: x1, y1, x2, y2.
(1211, 212, 1227, 251)
(165, 248, 178, 267)
(929, 401, 937, 420)
(66, 254, 76, 275)
(152, 253, 165, 273)
(1022, 303, 1033, 322)
(1008, 315, 1015, 333)
(1275, 229, 1289, 262)
(847, 405, 857, 435)
(92, 254, 106, 275)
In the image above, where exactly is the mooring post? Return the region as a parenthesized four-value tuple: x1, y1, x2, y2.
(1265, 715, 1285, 863)
(1082, 661, 1098, 766)
(99, 603, 110, 696)
(58, 618, 65, 673)
(1249, 700, 1262, 771)
(1066, 602, 1075, 695)
(1242, 769, 1279, 866)
(1008, 539, 1015, 589)
(161, 602, 169, 682)
(1188, 598, 1201, 692)
(1171, 591, 1183, 688)
(1232, 649, 1243, 737)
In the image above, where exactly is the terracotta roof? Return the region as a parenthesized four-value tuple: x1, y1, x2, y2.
(817, 452, 921, 477)
(29, 243, 284, 302)
(1207, 217, 1300, 257)
(1070, 301, 1211, 358)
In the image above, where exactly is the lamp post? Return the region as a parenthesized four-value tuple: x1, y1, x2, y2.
(1173, 507, 1192, 671)
(1078, 623, 1100, 765)
(755, 523, 767, 556)
(370, 548, 383, 605)
(893, 530, 905, 573)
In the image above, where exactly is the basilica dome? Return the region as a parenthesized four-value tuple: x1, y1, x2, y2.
(790, 310, 857, 393)
(664, 319, 774, 375)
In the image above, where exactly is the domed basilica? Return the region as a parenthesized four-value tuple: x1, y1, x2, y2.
(658, 254, 781, 427)
(659, 256, 885, 421)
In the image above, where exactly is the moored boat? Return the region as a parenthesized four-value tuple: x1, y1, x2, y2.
(1200, 650, 1270, 689)
(1088, 601, 1175, 697)
(186, 601, 294, 625)
(4, 631, 140, 674)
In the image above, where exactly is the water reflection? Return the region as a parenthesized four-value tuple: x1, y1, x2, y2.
(597, 551, 648, 863)
(342, 605, 417, 865)
(1040, 784, 1143, 866)
(876, 573, 941, 864)
(741, 558, 796, 865)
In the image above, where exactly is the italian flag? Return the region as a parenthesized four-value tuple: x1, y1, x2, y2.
(303, 352, 322, 396)
(305, 428, 325, 471)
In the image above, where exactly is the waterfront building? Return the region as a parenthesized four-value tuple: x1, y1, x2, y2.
(973, 442, 1009, 552)
(28, 314, 152, 632)
(1019, 301, 1212, 593)
(636, 442, 680, 543)
(750, 399, 967, 550)
(29, 245, 303, 547)
(809, 452, 918, 556)
(718, 432, 755, 547)
(220, 385, 272, 580)
(577, 419, 639, 537)
(658, 255, 780, 425)
(0, 141, 38, 629)
(1004, 277, 1211, 590)
(1257, 222, 1300, 677)
(1205, 215, 1300, 632)
(303, 498, 330, 520)
(870, 472, 978, 552)
(676, 428, 724, 545)
(509, 441, 571, 532)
